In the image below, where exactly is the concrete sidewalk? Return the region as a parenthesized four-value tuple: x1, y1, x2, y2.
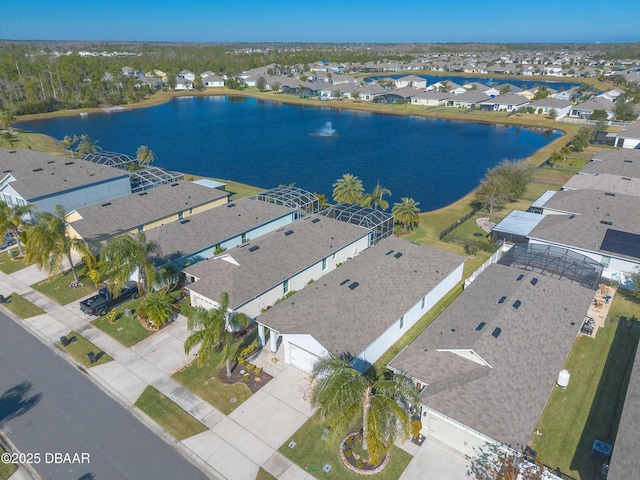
(0, 261, 314, 480)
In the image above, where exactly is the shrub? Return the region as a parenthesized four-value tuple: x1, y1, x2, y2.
(345, 449, 352, 457)
(411, 419, 423, 439)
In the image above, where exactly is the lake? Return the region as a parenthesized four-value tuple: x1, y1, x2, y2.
(18, 96, 562, 211)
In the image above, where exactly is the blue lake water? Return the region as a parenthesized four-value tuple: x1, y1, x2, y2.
(18, 96, 562, 211)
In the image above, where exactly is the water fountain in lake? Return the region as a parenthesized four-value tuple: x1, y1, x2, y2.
(309, 121, 338, 138)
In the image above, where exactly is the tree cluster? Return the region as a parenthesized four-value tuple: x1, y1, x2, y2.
(474, 160, 534, 216)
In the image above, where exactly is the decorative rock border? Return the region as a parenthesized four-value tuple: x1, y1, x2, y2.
(339, 432, 390, 475)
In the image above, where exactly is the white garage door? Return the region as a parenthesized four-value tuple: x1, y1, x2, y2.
(289, 343, 321, 373)
(426, 411, 488, 459)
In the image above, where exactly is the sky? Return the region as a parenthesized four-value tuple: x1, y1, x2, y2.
(1, 0, 639, 44)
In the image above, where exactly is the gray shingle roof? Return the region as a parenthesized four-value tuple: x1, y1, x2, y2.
(68, 181, 229, 243)
(143, 198, 294, 265)
(389, 263, 594, 450)
(528, 98, 572, 109)
(0, 148, 128, 201)
(607, 342, 640, 480)
(184, 215, 370, 310)
(562, 174, 640, 196)
(529, 189, 640, 260)
(588, 149, 640, 177)
(257, 236, 465, 357)
(618, 119, 640, 139)
(481, 93, 530, 106)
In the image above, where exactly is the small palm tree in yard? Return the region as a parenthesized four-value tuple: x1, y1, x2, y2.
(184, 292, 249, 378)
(392, 197, 421, 233)
(138, 289, 174, 329)
(0, 201, 34, 256)
(25, 205, 92, 285)
(332, 173, 364, 204)
(310, 355, 420, 467)
(136, 145, 156, 167)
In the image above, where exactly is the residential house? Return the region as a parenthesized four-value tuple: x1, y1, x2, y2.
(200, 72, 225, 88)
(446, 90, 490, 109)
(528, 98, 572, 118)
(135, 76, 164, 90)
(525, 189, 640, 285)
(562, 149, 640, 195)
(410, 91, 451, 107)
(353, 84, 387, 102)
(257, 236, 465, 373)
(388, 256, 597, 458)
(614, 119, 640, 149)
(184, 213, 373, 320)
(65, 181, 229, 246)
(177, 70, 196, 81)
(394, 75, 427, 89)
(0, 148, 131, 215)
(143, 196, 298, 270)
(479, 93, 530, 112)
(570, 97, 615, 119)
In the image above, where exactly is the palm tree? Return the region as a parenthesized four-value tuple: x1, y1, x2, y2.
(59, 135, 78, 158)
(310, 355, 419, 465)
(184, 292, 249, 378)
(100, 232, 161, 297)
(313, 192, 330, 210)
(136, 145, 156, 167)
(76, 134, 101, 156)
(361, 183, 392, 211)
(139, 289, 174, 328)
(332, 174, 364, 204)
(25, 205, 88, 284)
(392, 197, 421, 233)
(560, 145, 571, 162)
(0, 201, 34, 256)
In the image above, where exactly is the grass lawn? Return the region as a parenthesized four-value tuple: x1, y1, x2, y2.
(255, 468, 277, 480)
(530, 292, 640, 480)
(0, 446, 17, 480)
(0, 250, 34, 274)
(172, 332, 257, 415)
(31, 267, 96, 305)
(279, 412, 413, 480)
(135, 386, 207, 441)
(2, 293, 46, 318)
(57, 330, 113, 368)
(91, 304, 155, 348)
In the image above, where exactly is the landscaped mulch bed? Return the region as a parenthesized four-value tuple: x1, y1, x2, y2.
(217, 364, 273, 393)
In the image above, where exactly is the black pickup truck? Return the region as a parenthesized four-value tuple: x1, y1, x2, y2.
(80, 281, 139, 316)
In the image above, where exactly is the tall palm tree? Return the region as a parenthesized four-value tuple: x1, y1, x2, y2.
(184, 292, 249, 378)
(0, 201, 34, 256)
(59, 135, 78, 158)
(25, 205, 88, 284)
(361, 182, 392, 211)
(332, 173, 364, 204)
(136, 145, 156, 167)
(76, 134, 101, 156)
(310, 355, 419, 465)
(100, 232, 161, 297)
(392, 197, 421, 233)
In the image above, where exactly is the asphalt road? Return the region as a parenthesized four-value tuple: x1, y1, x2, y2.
(0, 311, 210, 480)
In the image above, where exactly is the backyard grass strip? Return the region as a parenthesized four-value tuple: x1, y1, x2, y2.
(530, 293, 640, 480)
(57, 330, 113, 368)
(135, 386, 207, 441)
(2, 293, 46, 319)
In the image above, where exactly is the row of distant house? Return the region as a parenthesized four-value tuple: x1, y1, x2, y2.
(121, 60, 637, 122)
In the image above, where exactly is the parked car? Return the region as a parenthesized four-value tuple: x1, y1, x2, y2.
(0, 234, 17, 250)
(79, 281, 139, 316)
